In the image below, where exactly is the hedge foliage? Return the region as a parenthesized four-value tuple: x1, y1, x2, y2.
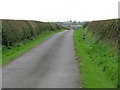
(86, 19, 119, 42)
(2, 20, 63, 46)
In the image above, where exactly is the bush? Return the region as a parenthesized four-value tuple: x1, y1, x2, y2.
(2, 20, 63, 47)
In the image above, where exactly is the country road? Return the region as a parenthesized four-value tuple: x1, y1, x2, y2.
(2, 30, 80, 88)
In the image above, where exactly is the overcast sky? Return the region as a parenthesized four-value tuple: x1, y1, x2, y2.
(0, 0, 119, 22)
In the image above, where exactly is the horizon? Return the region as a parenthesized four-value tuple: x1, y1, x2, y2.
(1, 18, 118, 23)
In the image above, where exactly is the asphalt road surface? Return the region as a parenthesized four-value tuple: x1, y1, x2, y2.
(2, 30, 80, 88)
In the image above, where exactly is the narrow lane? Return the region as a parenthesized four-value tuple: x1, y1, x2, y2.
(2, 30, 80, 88)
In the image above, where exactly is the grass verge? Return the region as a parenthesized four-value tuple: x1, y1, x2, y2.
(74, 28, 118, 88)
(2, 30, 63, 65)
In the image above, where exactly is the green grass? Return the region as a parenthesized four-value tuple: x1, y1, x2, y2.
(74, 28, 118, 88)
(2, 30, 63, 65)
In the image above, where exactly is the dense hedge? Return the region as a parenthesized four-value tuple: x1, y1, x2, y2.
(86, 19, 119, 42)
(2, 20, 63, 46)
